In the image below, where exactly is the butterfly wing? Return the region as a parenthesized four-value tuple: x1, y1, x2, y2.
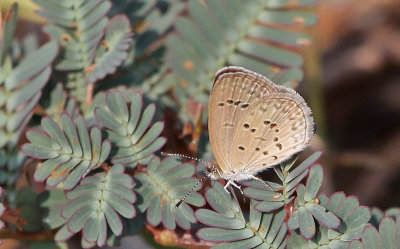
(208, 67, 279, 172)
(228, 88, 314, 173)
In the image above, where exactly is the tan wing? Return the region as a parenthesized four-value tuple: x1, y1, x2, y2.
(228, 90, 314, 173)
(208, 66, 279, 173)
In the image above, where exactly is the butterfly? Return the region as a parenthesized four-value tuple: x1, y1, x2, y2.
(207, 66, 314, 191)
(170, 66, 314, 208)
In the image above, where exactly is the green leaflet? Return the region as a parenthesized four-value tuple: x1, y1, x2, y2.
(165, 0, 317, 116)
(95, 90, 166, 168)
(22, 114, 111, 189)
(197, 183, 287, 249)
(51, 164, 136, 247)
(134, 156, 205, 230)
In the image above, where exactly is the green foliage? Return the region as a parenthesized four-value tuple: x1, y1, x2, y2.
(19, 84, 166, 247)
(0, 40, 58, 147)
(0, 3, 59, 188)
(287, 191, 371, 248)
(1, 1, 398, 249)
(287, 166, 340, 239)
(85, 16, 133, 83)
(195, 152, 398, 249)
(22, 114, 111, 189)
(197, 182, 287, 249)
(286, 207, 400, 249)
(244, 152, 323, 212)
(94, 90, 166, 168)
(53, 164, 136, 248)
(106, 0, 186, 109)
(40, 83, 80, 122)
(353, 216, 400, 249)
(196, 153, 338, 248)
(39, 188, 69, 230)
(35, 0, 111, 71)
(112, 0, 185, 58)
(134, 156, 205, 230)
(166, 0, 317, 108)
(370, 207, 400, 227)
(35, 0, 133, 101)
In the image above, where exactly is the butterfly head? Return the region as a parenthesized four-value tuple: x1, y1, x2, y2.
(205, 164, 222, 180)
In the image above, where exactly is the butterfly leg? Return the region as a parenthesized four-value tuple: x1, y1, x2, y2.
(231, 181, 244, 195)
(251, 175, 274, 191)
(224, 180, 243, 194)
(223, 180, 232, 193)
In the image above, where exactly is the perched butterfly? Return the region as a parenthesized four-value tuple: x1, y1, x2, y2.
(206, 66, 314, 190)
(169, 66, 314, 208)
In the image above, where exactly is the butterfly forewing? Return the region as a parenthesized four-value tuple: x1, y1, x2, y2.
(209, 67, 279, 172)
(229, 91, 314, 173)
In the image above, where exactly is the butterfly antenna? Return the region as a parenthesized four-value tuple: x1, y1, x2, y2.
(160, 152, 213, 167)
(175, 175, 207, 209)
(161, 152, 214, 209)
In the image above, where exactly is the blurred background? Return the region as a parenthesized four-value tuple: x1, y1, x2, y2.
(308, 0, 400, 209)
(1, 0, 400, 248)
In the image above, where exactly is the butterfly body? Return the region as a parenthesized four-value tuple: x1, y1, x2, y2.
(208, 66, 314, 189)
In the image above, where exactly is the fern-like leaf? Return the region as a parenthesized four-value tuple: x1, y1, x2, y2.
(134, 0, 185, 57)
(166, 0, 317, 106)
(349, 215, 400, 249)
(94, 89, 166, 168)
(22, 113, 111, 189)
(243, 153, 340, 242)
(53, 164, 136, 248)
(35, 0, 133, 103)
(85, 15, 133, 83)
(1, 41, 58, 148)
(196, 182, 287, 249)
(134, 156, 205, 230)
(287, 192, 371, 248)
(1, 9, 58, 186)
(286, 165, 340, 239)
(36, 0, 111, 71)
(243, 152, 322, 212)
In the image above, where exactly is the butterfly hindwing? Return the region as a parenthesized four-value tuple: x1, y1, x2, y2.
(229, 90, 314, 173)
